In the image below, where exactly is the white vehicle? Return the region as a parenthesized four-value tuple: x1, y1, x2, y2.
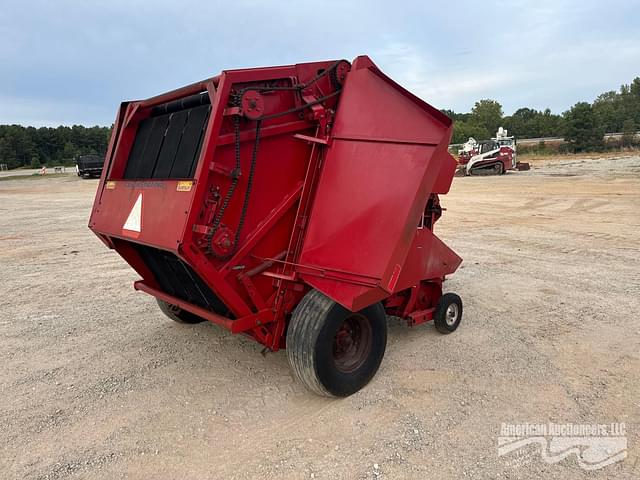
(458, 127, 518, 175)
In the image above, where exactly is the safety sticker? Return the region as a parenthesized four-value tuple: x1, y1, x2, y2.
(177, 181, 193, 192)
(122, 193, 142, 237)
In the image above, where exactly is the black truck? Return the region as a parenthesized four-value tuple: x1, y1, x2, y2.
(75, 154, 104, 178)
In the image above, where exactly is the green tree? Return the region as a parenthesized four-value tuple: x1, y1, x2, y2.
(451, 120, 490, 144)
(0, 124, 111, 168)
(441, 109, 471, 123)
(62, 141, 79, 163)
(502, 107, 562, 138)
(0, 137, 18, 168)
(625, 78, 640, 127)
(564, 102, 604, 152)
(630, 77, 640, 97)
(503, 107, 536, 138)
(621, 119, 636, 147)
(470, 99, 503, 135)
(593, 91, 621, 132)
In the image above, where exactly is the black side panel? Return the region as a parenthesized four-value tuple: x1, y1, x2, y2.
(171, 105, 211, 178)
(123, 103, 211, 180)
(134, 115, 170, 179)
(152, 110, 189, 178)
(123, 119, 153, 179)
(134, 244, 233, 318)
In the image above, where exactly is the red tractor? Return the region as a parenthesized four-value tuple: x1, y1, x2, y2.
(89, 56, 462, 396)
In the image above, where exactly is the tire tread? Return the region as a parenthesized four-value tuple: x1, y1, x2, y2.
(287, 290, 335, 396)
(433, 292, 463, 334)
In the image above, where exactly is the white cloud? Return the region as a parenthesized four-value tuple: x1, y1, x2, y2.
(0, 95, 112, 127)
(374, 43, 523, 111)
(0, 0, 638, 124)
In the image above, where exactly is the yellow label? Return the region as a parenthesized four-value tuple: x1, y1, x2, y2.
(177, 181, 193, 192)
(105, 181, 116, 190)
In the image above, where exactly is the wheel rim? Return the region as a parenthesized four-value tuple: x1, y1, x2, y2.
(445, 303, 459, 326)
(332, 314, 372, 373)
(168, 303, 182, 315)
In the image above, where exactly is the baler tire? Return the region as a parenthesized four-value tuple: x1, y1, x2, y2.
(156, 298, 205, 324)
(433, 293, 463, 334)
(286, 289, 387, 397)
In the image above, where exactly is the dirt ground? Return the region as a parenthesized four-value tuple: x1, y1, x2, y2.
(0, 168, 74, 178)
(1, 154, 639, 479)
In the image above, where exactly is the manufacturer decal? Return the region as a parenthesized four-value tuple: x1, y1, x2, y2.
(123, 181, 166, 190)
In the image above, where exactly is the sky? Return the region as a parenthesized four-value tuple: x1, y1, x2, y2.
(1, 0, 639, 127)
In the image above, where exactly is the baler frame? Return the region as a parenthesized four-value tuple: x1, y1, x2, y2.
(89, 56, 463, 396)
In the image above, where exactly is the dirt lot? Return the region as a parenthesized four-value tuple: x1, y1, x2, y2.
(0, 168, 74, 179)
(1, 155, 639, 479)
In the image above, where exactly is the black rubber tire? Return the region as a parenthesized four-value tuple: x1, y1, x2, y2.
(156, 298, 205, 324)
(286, 289, 387, 397)
(433, 293, 463, 334)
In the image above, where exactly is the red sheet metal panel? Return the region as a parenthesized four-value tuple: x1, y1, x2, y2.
(394, 229, 463, 293)
(298, 58, 456, 311)
(89, 180, 194, 252)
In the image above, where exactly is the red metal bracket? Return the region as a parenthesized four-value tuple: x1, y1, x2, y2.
(293, 133, 329, 145)
(134, 281, 234, 329)
(406, 307, 435, 326)
(221, 182, 304, 274)
(209, 161, 234, 178)
(230, 309, 274, 334)
(223, 106, 241, 117)
(123, 103, 141, 129)
(237, 274, 267, 311)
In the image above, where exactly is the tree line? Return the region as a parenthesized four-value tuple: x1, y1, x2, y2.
(1, 76, 639, 168)
(444, 76, 640, 152)
(0, 125, 111, 169)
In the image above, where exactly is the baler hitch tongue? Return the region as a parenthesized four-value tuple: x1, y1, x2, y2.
(89, 55, 462, 397)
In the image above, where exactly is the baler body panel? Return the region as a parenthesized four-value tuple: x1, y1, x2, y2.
(93, 181, 193, 251)
(89, 56, 462, 351)
(298, 58, 459, 310)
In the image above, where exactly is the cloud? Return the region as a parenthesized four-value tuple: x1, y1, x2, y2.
(0, 0, 638, 125)
(374, 43, 523, 111)
(0, 95, 112, 127)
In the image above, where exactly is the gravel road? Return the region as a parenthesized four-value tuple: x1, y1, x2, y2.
(1, 155, 639, 479)
(0, 168, 75, 178)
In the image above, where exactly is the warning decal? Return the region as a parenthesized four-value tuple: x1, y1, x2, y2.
(122, 193, 142, 237)
(176, 181, 193, 192)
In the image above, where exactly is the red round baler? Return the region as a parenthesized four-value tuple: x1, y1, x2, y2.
(89, 56, 462, 396)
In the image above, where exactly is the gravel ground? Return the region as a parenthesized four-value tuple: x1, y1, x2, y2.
(1, 155, 639, 479)
(0, 168, 75, 178)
